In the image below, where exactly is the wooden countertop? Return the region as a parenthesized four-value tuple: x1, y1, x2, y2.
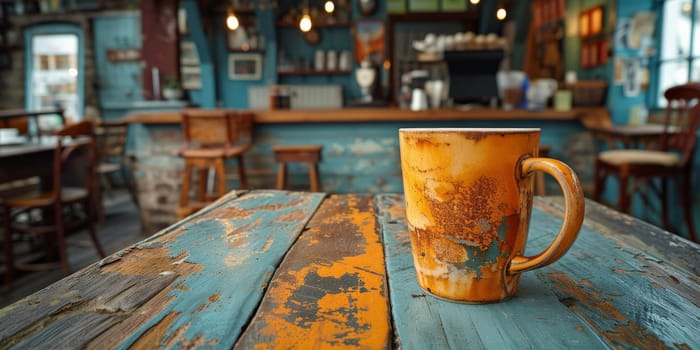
(123, 107, 608, 125)
(1, 190, 697, 348)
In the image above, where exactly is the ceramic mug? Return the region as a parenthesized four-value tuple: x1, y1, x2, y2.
(399, 128, 584, 303)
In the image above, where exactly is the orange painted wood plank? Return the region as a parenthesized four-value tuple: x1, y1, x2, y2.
(235, 194, 391, 349)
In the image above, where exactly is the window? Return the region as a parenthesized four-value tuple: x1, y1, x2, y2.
(656, 0, 700, 106)
(24, 24, 84, 125)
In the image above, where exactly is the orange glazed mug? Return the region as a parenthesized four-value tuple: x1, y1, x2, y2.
(399, 128, 584, 303)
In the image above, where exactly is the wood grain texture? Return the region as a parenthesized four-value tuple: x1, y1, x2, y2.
(0, 190, 325, 349)
(376, 194, 605, 349)
(533, 198, 699, 349)
(377, 194, 699, 349)
(2, 192, 696, 349)
(235, 194, 391, 349)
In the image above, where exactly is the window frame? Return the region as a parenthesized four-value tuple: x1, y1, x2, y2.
(653, 0, 699, 107)
(23, 23, 85, 120)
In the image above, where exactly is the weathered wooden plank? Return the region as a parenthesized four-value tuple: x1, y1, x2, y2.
(235, 194, 391, 349)
(106, 190, 325, 349)
(0, 268, 177, 348)
(0, 190, 325, 349)
(377, 194, 610, 350)
(531, 198, 700, 349)
(539, 197, 699, 276)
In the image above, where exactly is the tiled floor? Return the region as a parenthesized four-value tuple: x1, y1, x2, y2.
(0, 190, 149, 309)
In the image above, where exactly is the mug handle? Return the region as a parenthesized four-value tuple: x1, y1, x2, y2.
(508, 157, 585, 275)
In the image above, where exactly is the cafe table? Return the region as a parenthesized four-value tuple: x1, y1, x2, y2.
(0, 190, 697, 349)
(0, 108, 65, 141)
(587, 123, 674, 149)
(0, 140, 56, 184)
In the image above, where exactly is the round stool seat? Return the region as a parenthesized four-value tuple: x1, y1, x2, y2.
(273, 145, 323, 192)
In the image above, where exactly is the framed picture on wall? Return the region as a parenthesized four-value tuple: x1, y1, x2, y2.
(581, 43, 590, 68)
(181, 66, 201, 89)
(589, 5, 604, 36)
(588, 42, 599, 67)
(229, 53, 262, 80)
(579, 11, 590, 38)
(598, 39, 609, 65)
(180, 41, 199, 65)
(354, 20, 385, 64)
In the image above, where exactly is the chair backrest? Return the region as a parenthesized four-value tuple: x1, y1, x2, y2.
(661, 83, 700, 166)
(51, 121, 97, 202)
(181, 109, 254, 149)
(95, 120, 127, 161)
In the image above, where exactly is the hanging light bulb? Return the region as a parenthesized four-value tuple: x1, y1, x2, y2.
(299, 12, 312, 32)
(226, 8, 240, 30)
(496, 7, 507, 21)
(469, 0, 480, 4)
(324, 0, 335, 13)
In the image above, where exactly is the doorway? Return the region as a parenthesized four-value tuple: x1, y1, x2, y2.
(24, 23, 84, 127)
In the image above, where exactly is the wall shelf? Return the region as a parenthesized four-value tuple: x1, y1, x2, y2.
(277, 69, 351, 76)
(228, 49, 264, 53)
(276, 21, 351, 28)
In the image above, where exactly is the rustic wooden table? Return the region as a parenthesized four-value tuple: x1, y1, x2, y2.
(588, 124, 674, 149)
(0, 190, 697, 349)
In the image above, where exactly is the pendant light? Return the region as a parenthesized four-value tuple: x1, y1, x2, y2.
(324, 0, 335, 14)
(469, 0, 480, 4)
(226, 7, 240, 30)
(299, 0, 312, 32)
(496, 7, 507, 21)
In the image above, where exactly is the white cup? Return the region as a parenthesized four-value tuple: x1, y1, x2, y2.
(326, 50, 337, 71)
(425, 80, 444, 109)
(339, 50, 351, 71)
(315, 50, 325, 71)
(410, 89, 428, 111)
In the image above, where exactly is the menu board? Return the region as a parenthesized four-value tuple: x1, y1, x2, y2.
(409, 0, 438, 12)
(442, 0, 466, 12)
(387, 0, 406, 14)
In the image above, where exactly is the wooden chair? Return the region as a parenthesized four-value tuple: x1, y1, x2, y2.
(94, 120, 139, 224)
(593, 82, 700, 242)
(2, 121, 106, 286)
(273, 145, 323, 192)
(176, 109, 254, 218)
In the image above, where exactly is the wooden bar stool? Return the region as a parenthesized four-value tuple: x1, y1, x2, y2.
(273, 145, 323, 192)
(176, 109, 254, 219)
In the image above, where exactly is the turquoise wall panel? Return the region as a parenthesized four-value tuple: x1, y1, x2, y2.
(607, 0, 654, 124)
(181, 0, 216, 108)
(92, 12, 142, 120)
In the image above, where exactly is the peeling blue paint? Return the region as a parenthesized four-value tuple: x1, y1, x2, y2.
(463, 215, 512, 278)
(115, 191, 324, 349)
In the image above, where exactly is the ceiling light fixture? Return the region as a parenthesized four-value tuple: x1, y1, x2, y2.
(299, 12, 312, 32)
(324, 0, 335, 13)
(470, 0, 480, 4)
(226, 8, 239, 30)
(496, 7, 507, 21)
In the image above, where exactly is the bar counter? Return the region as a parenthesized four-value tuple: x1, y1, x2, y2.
(124, 107, 607, 125)
(123, 107, 605, 232)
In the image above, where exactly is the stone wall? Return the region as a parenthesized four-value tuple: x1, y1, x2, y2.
(0, 13, 98, 115)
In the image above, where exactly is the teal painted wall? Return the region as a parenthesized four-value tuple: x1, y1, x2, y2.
(129, 118, 585, 195)
(92, 12, 143, 120)
(180, 0, 216, 108)
(178, 0, 506, 108)
(607, 0, 654, 124)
